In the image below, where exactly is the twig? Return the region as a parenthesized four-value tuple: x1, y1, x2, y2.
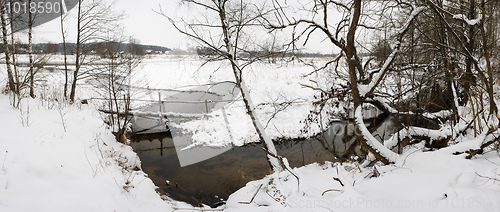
(238, 184, 263, 204)
(2, 151, 8, 172)
(58, 108, 67, 132)
(333, 177, 344, 187)
(172, 208, 224, 212)
(476, 172, 500, 183)
(83, 147, 96, 176)
(485, 158, 500, 167)
(321, 189, 342, 196)
(265, 189, 286, 206)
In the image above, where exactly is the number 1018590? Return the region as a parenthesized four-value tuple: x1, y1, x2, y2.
(4, 1, 62, 14)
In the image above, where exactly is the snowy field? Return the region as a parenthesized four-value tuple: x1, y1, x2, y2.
(0, 55, 499, 211)
(133, 55, 322, 147)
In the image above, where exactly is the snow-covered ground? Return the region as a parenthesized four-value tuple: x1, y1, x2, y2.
(1, 55, 499, 211)
(0, 95, 190, 211)
(224, 149, 500, 212)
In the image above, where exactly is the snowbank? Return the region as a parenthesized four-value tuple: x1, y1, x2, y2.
(224, 149, 500, 212)
(0, 95, 177, 211)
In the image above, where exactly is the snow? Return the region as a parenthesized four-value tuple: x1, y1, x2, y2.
(453, 14, 482, 26)
(0, 55, 320, 211)
(137, 56, 318, 147)
(224, 150, 500, 212)
(383, 120, 469, 150)
(1, 55, 500, 212)
(355, 105, 399, 163)
(0, 95, 179, 211)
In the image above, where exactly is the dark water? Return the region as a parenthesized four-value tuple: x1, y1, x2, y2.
(130, 114, 396, 207)
(130, 132, 335, 207)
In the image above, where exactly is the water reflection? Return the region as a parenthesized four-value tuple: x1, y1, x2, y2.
(130, 114, 396, 207)
(130, 132, 332, 207)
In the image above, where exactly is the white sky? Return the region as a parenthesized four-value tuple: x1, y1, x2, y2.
(32, 0, 186, 48)
(29, 0, 339, 53)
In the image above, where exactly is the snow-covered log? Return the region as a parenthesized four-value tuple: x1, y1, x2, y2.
(368, 97, 453, 120)
(383, 121, 468, 150)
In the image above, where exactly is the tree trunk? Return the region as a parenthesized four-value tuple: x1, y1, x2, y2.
(347, 0, 394, 164)
(479, 0, 498, 115)
(463, 1, 475, 106)
(70, 0, 83, 102)
(218, 1, 283, 172)
(0, 0, 16, 94)
(346, 0, 362, 106)
(29, 0, 35, 98)
(61, 0, 69, 99)
(9, 0, 19, 94)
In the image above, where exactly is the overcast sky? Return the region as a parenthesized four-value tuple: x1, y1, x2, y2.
(32, 0, 186, 49)
(30, 0, 338, 53)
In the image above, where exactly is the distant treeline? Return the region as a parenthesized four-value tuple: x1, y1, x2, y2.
(0, 42, 171, 55)
(195, 46, 338, 58)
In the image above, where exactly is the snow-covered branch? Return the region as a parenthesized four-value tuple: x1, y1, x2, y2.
(359, 6, 426, 97)
(368, 97, 452, 120)
(453, 14, 482, 26)
(355, 106, 399, 163)
(383, 122, 468, 150)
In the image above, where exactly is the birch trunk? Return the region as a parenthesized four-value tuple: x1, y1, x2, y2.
(9, 0, 19, 94)
(0, 0, 16, 94)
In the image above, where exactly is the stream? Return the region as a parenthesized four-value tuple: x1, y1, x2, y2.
(130, 111, 396, 207)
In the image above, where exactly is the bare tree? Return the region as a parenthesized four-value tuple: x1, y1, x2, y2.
(9, 0, 20, 97)
(92, 35, 142, 143)
(421, 0, 500, 155)
(161, 0, 287, 172)
(69, 0, 122, 102)
(60, 0, 70, 98)
(28, 0, 35, 98)
(269, 0, 426, 164)
(267, 0, 500, 164)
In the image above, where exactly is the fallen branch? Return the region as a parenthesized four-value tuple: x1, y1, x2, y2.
(466, 133, 500, 159)
(172, 208, 224, 212)
(238, 184, 263, 204)
(332, 177, 344, 187)
(321, 189, 342, 196)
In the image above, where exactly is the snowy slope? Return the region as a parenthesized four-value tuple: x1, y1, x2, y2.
(224, 149, 500, 212)
(0, 95, 179, 212)
(2, 55, 500, 212)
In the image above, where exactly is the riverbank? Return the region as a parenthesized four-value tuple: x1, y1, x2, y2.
(1, 54, 499, 212)
(0, 94, 187, 211)
(224, 148, 500, 212)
